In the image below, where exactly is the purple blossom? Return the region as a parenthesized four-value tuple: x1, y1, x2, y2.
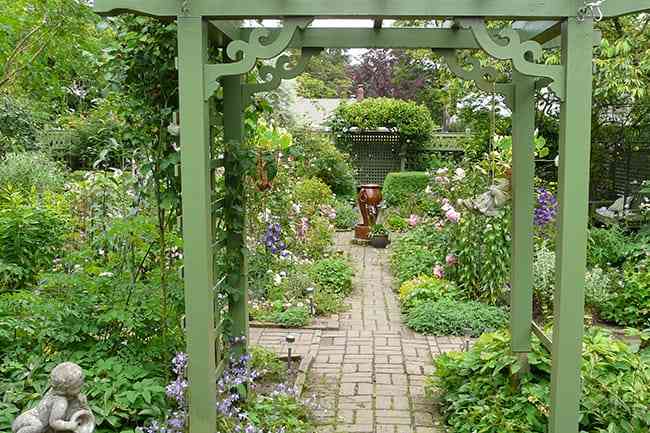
(534, 188, 558, 226)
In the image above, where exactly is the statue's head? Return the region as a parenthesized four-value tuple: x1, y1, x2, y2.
(50, 362, 84, 397)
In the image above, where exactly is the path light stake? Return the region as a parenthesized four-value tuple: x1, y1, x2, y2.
(286, 334, 296, 372)
(463, 328, 472, 352)
(305, 287, 316, 315)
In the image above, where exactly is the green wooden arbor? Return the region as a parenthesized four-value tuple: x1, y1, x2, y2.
(94, 2, 650, 433)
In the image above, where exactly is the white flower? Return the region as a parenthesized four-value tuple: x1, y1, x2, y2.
(453, 168, 466, 180)
(273, 274, 283, 285)
(99, 271, 114, 277)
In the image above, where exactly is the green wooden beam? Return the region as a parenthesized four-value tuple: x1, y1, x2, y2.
(95, 0, 577, 18)
(222, 76, 249, 357)
(208, 20, 241, 41)
(603, 0, 650, 17)
(512, 20, 561, 44)
(236, 27, 572, 50)
(549, 17, 594, 433)
(177, 16, 217, 433)
(510, 71, 536, 356)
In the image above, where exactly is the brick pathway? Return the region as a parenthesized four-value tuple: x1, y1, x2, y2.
(251, 233, 465, 433)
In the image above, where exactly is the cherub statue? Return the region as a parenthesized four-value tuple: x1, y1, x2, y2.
(12, 362, 95, 433)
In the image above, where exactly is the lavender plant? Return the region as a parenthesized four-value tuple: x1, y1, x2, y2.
(140, 349, 316, 433)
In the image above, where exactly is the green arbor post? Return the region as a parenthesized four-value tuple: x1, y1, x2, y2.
(223, 75, 249, 356)
(177, 17, 218, 433)
(510, 72, 536, 361)
(550, 17, 594, 433)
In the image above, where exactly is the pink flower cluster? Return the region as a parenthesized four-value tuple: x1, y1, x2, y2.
(442, 201, 461, 223)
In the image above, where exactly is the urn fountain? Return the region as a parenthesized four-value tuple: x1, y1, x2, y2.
(354, 184, 382, 241)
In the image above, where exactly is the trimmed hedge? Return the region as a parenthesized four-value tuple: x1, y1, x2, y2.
(382, 171, 429, 207)
(330, 98, 434, 142)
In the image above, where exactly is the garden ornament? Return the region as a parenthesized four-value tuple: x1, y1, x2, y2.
(12, 362, 95, 433)
(471, 178, 511, 216)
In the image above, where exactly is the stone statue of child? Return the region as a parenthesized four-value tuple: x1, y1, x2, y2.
(12, 362, 95, 433)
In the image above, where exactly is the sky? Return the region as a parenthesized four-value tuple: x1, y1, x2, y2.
(253, 19, 397, 62)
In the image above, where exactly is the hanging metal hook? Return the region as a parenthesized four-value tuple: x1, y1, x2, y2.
(577, 0, 606, 22)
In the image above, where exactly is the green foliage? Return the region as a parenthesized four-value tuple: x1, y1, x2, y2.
(330, 97, 434, 145)
(0, 94, 45, 152)
(0, 152, 66, 193)
(294, 133, 356, 199)
(293, 178, 335, 215)
(244, 392, 314, 433)
(385, 212, 409, 232)
(314, 290, 346, 316)
(302, 215, 335, 259)
(270, 306, 312, 328)
(390, 223, 447, 285)
(333, 200, 358, 230)
(398, 276, 458, 312)
(428, 330, 650, 433)
(370, 223, 389, 237)
(533, 243, 615, 320)
(587, 225, 629, 268)
(309, 256, 354, 296)
(601, 258, 650, 327)
(382, 171, 429, 208)
(0, 0, 108, 111)
(0, 189, 68, 290)
(296, 49, 352, 99)
(250, 346, 288, 382)
(59, 93, 151, 168)
(406, 298, 508, 336)
(449, 210, 511, 304)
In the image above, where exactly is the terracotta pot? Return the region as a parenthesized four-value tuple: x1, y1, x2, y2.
(357, 184, 382, 227)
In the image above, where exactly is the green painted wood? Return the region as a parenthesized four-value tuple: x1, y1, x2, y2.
(549, 17, 594, 433)
(204, 18, 310, 99)
(510, 71, 536, 354)
(438, 49, 514, 108)
(603, 0, 650, 17)
(461, 18, 565, 101)
(223, 75, 249, 357)
(512, 20, 561, 43)
(248, 28, 534, 50)
(95, 0, 576, 18)
(177, 17, 217, 433)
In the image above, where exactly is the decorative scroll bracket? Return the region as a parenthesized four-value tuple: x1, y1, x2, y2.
(436, 49, 514, 109)
(204, 18, 313, 100)
(243, 47, 323, 104)
(458, 18, 565, 101)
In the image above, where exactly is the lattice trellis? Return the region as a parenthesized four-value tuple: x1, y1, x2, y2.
(344, 131, 403, 185)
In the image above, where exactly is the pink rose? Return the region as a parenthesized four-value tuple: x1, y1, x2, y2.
(445, 208, 461, 223)
(433, 265, 445, 279)
(408, 214, 419, 227)
(446, 254, 457, 266)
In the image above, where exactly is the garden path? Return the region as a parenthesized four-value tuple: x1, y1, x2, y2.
(251, 233, 465, 433)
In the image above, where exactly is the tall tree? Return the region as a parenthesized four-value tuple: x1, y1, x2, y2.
(0, 0, 109, 113)
(296, 49, 352, 98)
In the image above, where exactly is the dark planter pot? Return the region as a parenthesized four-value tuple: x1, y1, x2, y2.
(370, 235, 390, 248)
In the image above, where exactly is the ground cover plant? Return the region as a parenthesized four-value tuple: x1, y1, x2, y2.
(137, 348, 317, 433)
(427, 330, 650, 433)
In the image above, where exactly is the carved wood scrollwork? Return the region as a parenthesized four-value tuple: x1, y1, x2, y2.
(459, 18, 565, 101)
(436, 49, 514, 109)
(243, 47, 322, 103)
(204, 18, 313, 99)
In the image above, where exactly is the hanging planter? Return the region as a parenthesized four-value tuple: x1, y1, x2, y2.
(256, 151, 278, 191)
(250, 120, 292, 192)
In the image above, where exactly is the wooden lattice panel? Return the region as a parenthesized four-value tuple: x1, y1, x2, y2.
(346, 131, 402, 185)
